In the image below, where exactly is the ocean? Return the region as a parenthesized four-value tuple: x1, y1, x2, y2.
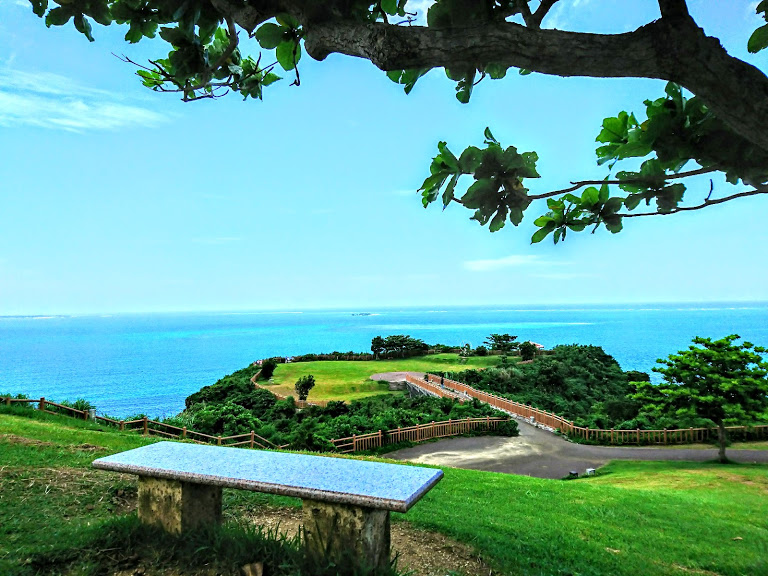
(1, 303, 767, 418)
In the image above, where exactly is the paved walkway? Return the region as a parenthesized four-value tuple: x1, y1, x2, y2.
(387, 419, 768, 479)
(371, 371, 768, 478)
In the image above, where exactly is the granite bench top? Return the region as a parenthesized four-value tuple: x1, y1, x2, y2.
(92, 441, 443, 512)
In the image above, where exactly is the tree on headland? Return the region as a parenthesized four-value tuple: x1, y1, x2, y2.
(27, 1, 768, 243)
(370, 336, 385, 359)
(260, 358, 278, 380)
(634, 335, 768, 463)
(294, 374, 316, 401)
(519, 341, 537, 361)
(484, 334, 518, 356)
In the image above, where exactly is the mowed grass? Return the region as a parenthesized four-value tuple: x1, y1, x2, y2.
(266, 353, 504, 401)
(2, 410, 767, 576)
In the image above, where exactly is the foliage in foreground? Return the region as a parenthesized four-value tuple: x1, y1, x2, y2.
(177, 365, 516, 450)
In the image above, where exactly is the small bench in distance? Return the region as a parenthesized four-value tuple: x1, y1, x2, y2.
(93, 442, 443, 572)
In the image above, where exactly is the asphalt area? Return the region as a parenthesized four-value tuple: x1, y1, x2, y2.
(387, 420, 768, 478)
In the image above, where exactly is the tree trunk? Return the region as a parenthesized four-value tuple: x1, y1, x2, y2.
(717, 420, 728, 464)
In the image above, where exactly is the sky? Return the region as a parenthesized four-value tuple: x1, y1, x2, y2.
(0, 0, 767, 315)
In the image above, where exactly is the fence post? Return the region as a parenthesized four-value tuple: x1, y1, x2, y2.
(663, 428, 668, 445)
(83, 408, 89, 421)
(378, 429, 382, 448)
(119, 420, 124, 431)
(250, 430, 255, 449)
(636, 428, 640, 444)
(143, 416, 148, 436)
(217, 435, 222, 446)
(353, 434, 357, 451)
(611, 428, 615, 444)
(586, 427, 590, 441)
(689, 427, 693, 443)
(182, 426, 187, 440)
(5, 396, 10, 406)
(39, 397, 45, 412)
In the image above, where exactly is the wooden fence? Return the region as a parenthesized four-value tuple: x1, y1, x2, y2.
(409, 374, 768, 446)
(2, 396, 282, 450)
(330, 416, 510, 453)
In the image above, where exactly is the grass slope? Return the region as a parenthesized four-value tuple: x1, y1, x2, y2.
(267, 354, 503, 401)
(1, 409, 766, 576)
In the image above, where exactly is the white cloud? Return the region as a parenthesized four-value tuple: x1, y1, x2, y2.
(464, 254, 549, 272)
(0, 68, 168, 132)
(190, 237, 241, 245)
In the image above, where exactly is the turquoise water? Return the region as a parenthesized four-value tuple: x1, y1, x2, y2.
(1, 303, 767, 418)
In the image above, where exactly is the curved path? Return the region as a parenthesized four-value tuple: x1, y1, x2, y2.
(370, 371, 768, 478)
(387, 420, 768, 478)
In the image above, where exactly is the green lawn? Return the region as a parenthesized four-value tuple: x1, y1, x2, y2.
(266, 353, 504, 401)
(2, 410, 767, 576)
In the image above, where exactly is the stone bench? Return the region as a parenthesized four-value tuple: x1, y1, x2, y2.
(92, 441, 443, 572)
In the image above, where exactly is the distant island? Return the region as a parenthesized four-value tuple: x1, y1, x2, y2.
(351, 312, 372, 316)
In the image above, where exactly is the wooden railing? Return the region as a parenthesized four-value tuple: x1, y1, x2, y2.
(330, 416, 510, 453)
(409, 374, 768, 446)
(2, 396, 282, 450)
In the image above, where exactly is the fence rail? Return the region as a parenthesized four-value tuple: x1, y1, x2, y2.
(2, 396, 280, 451)
(330, 416, 510, 453)
(410, 374, 768, 446)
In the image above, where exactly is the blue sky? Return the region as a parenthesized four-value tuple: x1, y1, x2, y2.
(1, 0, 767, 315)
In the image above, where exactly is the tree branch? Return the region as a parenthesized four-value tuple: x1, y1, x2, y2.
(657, 0, 690, 21)
(620, 187, 768, 218)
(532, 0, 559, 28)
(528, 166, 718, 200)
(297, 16, 768, 154)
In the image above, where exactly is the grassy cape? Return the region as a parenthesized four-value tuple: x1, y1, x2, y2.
(1, 409, 766, 576)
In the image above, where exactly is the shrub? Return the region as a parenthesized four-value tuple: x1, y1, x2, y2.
(474, 345, 489, 356)
(519, 341, 537, 361)
(260, 359, 278, 379)
(294, 375, 316, 401)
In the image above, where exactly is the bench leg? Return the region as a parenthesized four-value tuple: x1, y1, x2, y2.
(302, 499, 390, 573)
(137, 476, 222, 534)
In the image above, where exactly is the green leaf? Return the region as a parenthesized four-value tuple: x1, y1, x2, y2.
(276, 41, 300, 71)
(125, 21, 143, 43)
(442, 174, 459, 208)
(581, 187, 599, 207)
(437, 142, 459, 172)
(455, 71, 475, 104)
(45, 6, 73, 27)
(483, 127, 498, 145)
(276, 13, 300, 28)
(508, 207, 524, 226)
(461, 179, 497, 208)
(489, 207, 507, 232)
(255, 23, 285, 49)
(748, 24, 768, 53)
(381, 0, 398, 15)
(73, 13, 94, 42)
(531, 222, 555, 244)
(485, 63, 507, 79)
(458, 146, 482, 173)
(30, 0, 47, 18)
(604, 216, 624, 234)
(598, 182, 610, 203)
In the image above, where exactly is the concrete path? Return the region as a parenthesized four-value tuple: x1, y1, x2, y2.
(370, 371, 425, 382)
(387, 419, 768, 479)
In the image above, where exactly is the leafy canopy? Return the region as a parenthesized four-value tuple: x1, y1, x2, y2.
(27, 0, 768, 243)
(634, 335, 768, 428)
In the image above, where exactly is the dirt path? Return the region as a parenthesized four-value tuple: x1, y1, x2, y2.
(387, 419, 768, 479)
